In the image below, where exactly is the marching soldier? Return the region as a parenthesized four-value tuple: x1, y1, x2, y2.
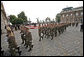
(76, 22, 78, 27)
(38, 24, 43, 41)
(6, 25, 17, 56)
(72, 22, 75, 27)
(6, 25, 21, 56)
(20, 25, 26, 44)
(54, 23, 58, 37)
(57, 24, 61, 35)
(24, 26, 33, 52)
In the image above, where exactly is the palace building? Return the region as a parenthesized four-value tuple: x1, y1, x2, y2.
(60, 6, 83, 23)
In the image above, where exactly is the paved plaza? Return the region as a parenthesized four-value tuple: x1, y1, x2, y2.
(1, 23, 83, 56)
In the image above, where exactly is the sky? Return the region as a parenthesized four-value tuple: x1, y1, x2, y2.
(2, 1, 83, 23)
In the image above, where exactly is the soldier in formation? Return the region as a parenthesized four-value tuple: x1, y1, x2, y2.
(6, 25, 21, 56)
(76, 22, 78, 27)
(20, 25, 33, 52)
(72, 22, 75, 27)
(20, 25, 26, 45)
(38, 22, 71, 41)
(38, 24, 44, 41)
(24, 26, 33, 52)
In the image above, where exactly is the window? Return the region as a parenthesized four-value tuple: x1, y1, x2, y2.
(71, 13, 72, 16)
(76, 12, 78, 16)
(81, 12, 83, 16)
(66, 14, 68, 16)
(63, 14, 64, 17)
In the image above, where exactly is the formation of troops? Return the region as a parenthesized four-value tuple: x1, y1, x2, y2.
(1, 24, 33, 56)
(38, 22, 79, 41)
(1, 21, 82, 56)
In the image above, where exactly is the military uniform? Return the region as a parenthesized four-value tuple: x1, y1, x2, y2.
(54, 25, 57, 37)
(38, 26, 44, 41)
(72, 22, 75, 27)
(76, 22, 78, 27)
(58, 24, 61, 35)
(25, 27, 33, 52)
(6, 25, 18, 56)
(50, 26, 54, 40)
(20, 25, 26, 44)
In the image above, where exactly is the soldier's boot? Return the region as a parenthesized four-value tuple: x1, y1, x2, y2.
(15, 47, 21, 56)
(39, 39, 41, 41)
(24, 44, 26, 46)
(45, 34, 47, 38)
(28, 43, 32, 52)
(31, 45, 33, 48)
(55, 32, 57, 37)
(55, 34, 56, 37)
(44, 34, 46, 38)
(25, 45, 28, 49)
(16, 46, 20, 52)
(39, 37, 41, 41)
(42, 36, 43, 39)
(28, 47, 32, 52)
(47, 35, 49, 39)
(51, 35, 53, 40)
(18, 51, 22, 56)
(24, 41, 26, 46)
(41, 37, 43, 40)
(11, 48, 16, 56)
(45, 35, 47, 38)
(1, 50, 4, 56)
(61, 29, 62, 33)
(59, 31, 60, 35)
(21, 40, 24, 44)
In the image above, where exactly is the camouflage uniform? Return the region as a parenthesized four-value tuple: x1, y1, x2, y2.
(58, 24, 61, 35)
(54, 25, 57, 37)
(50, 26, 54, 40)
(38, 25, 44, 41)
(72, 22, 75, 27)
(6, 25, 18, 56)
(76, 22, 78, 27)
(20, 25, 26, 44)
(25, 27, 33, 52)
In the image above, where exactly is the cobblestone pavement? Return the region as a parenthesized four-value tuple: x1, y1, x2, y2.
(1, 23, 83, 56)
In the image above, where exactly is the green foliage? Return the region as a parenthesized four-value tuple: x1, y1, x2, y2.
(9, 11, 27, 25)
(15, 18, 23, 24)
(56, 14, 61, 23)
(17, 11, 27, 22)
(8, 15, 17, 24)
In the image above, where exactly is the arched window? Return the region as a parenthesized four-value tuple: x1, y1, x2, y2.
(76, 12, 78, 16)
(66, 14, 68, 17)
(62, 14, 64, 17)
(71, 13, 72, 16)
(81, 12, 83, 16)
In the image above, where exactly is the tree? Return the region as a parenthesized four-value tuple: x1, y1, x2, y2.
(8, 15, 17, 24)
(9, 15, 24, 25)
(15, 18, 24, 24)
(9, 11, 28, 25)
(17, 11, 27, 22)
(56, 14, 61, 23)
